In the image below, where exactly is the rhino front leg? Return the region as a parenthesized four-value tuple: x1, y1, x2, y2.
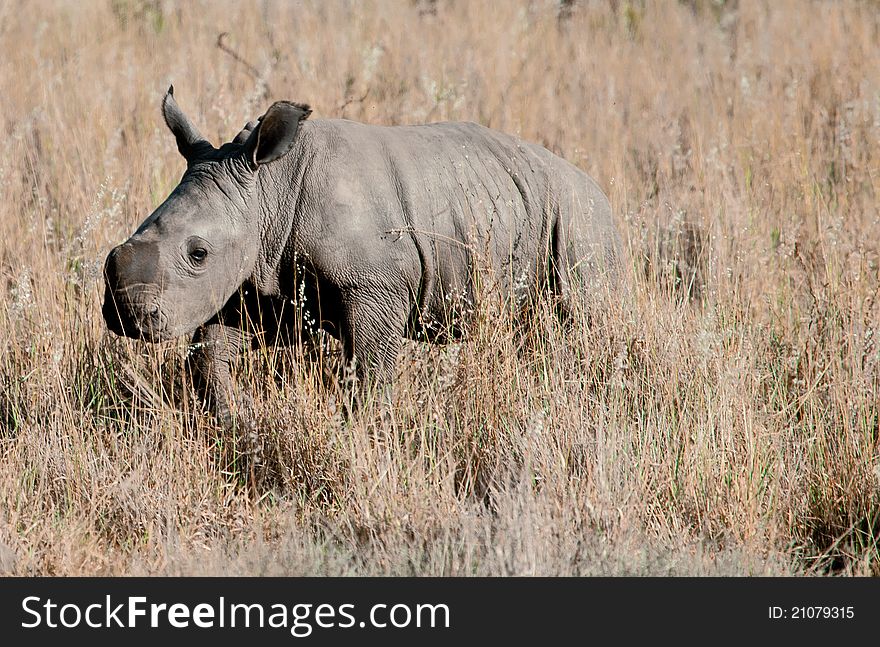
(186, 320, 253, 431)
(340, 288, 409, 409)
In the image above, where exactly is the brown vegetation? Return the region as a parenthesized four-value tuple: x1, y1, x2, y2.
(1, 0, 878, 575)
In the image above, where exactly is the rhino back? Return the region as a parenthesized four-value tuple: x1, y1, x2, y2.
(283, 119, 617, 328)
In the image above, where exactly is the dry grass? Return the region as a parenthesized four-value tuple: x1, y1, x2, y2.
(1, 0, 879, 575)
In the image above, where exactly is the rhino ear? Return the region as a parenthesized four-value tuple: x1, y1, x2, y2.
(246, 101, 311, 167)
(162, 86, 213, 161)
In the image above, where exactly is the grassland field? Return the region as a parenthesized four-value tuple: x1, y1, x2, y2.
(1, 0, 879, 575)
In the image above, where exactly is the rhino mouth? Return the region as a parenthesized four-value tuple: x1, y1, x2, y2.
(102, 241, 174, 342)
(102, 284, 170, 343)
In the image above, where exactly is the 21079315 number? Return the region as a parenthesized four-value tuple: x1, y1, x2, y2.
(769, 606, 854, 620)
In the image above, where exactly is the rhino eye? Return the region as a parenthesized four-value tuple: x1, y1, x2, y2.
(188, 247, 208, 264)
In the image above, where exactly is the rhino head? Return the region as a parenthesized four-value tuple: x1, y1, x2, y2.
(103, 87, 311, 342)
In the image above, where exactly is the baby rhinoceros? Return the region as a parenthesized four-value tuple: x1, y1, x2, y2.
(103, 86, 622, 429)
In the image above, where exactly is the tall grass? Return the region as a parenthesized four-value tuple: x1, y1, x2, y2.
(0, 0, 878, 575)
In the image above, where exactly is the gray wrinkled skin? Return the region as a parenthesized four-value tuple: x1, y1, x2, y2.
(103, 87, 622, 429)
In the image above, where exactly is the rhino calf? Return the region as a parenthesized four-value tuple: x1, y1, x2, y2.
(103, 87, 621, 428)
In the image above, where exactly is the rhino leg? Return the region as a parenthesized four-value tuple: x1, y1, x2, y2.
(186, 319, 253, 431)
(339, 288, 409, 408)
